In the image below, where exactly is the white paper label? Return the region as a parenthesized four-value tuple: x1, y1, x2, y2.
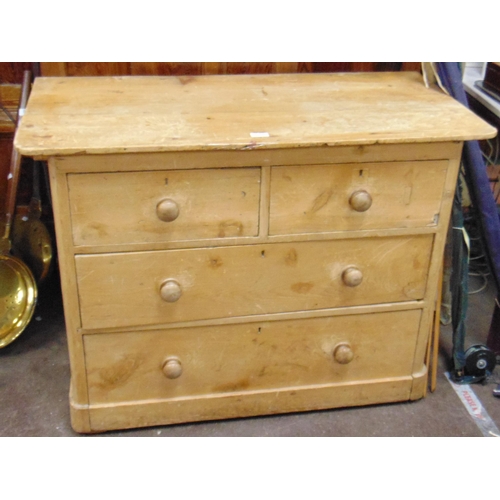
(446, 372, 500, 437)
(250, 132, 270, 138)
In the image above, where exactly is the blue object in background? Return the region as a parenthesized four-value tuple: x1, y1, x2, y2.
(436, 62, 500, 375)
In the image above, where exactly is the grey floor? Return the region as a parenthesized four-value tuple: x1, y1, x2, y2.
(1, 270, 499, 437)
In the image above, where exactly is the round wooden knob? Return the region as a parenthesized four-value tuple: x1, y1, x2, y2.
(162, 357, 182, 379)
(342, 266, 363, 287)
(349, 190, 372, 212)
(160, 279, 182, 302)
(156, 199, 179, 222)
(333, 343, 354, 365)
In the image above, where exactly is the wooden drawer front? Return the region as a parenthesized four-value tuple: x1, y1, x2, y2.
(269, 161, 448, 235)
(76, 235, 432, 330)
(68, 167, 261, 246)
(84, 309, 422, 405)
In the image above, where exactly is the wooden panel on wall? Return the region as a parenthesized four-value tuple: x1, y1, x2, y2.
(66, 62, 131, 76)
(402, 62, 422, 72)
(202, 63, 311, 74)
(313, 62, 421, 73)
(0, 134, 13, 213)
(39, 62, 422, 78)
(313, 62, 371, 72)
(39, 62, 67, 76)
(203, 63, 224, 75)
(0, 63, 34, 83)
(130, 62, 203, 75)
(226, 62, 275, 74)
(224, 63, 308, 74)
(0, 66, 38, 213)
(132, 63, 307, 75)
(0, 138, 33, 217)
(40, 62, 131, 76)
(297, 62, 314, 73)
(40, 62, 311, 77)
(0, 82, 20, 215)
(0, 84, 20, 133)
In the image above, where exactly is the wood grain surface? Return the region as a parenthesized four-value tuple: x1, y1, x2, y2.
(83, 309, 422, 404)
(269, 160, 449, 234)
(40, 62, 310, 77)
(85, 376, 415, 432)
(38, 62, 418, 78)
(15, 72, 496, 157)
(75, 235, 433, 330)
(68, 167, 261, 246)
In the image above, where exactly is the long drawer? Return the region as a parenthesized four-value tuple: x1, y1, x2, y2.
(83, 309, 422, 405)
(269, 161, 448, 235)
(68, 167, 261, 246)
(75, 235, 432, 330)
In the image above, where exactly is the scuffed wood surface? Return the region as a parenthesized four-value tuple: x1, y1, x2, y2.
(16, 72, 496, 157)
(83, 310, 421, 404)
(75, 235, 433, 330)
(68, 167, 261, 246)
(269, 160, 449, 235)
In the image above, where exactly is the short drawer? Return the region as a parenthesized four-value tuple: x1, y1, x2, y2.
(75, 235, 432, 330)
(269, 160, 448, 235)
(68, 167, 261, 246)
(83, 309, 422, 405)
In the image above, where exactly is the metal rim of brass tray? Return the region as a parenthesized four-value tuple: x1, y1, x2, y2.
(0, 254, 37, 348)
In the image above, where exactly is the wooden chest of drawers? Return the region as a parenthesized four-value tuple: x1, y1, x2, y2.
(15, 72, 496, 433)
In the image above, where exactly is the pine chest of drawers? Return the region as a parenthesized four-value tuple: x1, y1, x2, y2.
(15, 72, 495, 433)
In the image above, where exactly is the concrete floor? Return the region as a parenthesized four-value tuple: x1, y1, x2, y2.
(1, 270, 499, 437)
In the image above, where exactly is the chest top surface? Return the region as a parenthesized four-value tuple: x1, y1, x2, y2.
(15, 71, 496, 157)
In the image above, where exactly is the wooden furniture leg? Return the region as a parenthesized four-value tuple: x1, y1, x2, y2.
(430, 262, 444, 392)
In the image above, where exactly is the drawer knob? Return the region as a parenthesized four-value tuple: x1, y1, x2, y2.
(349, 190, 372, 212)
(342, 266, 363, 287)
(160, 279, 182, 302)
(162, 357, 183, 379)
(157, 199, 179, 222)
(333, 343, 354, 365)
